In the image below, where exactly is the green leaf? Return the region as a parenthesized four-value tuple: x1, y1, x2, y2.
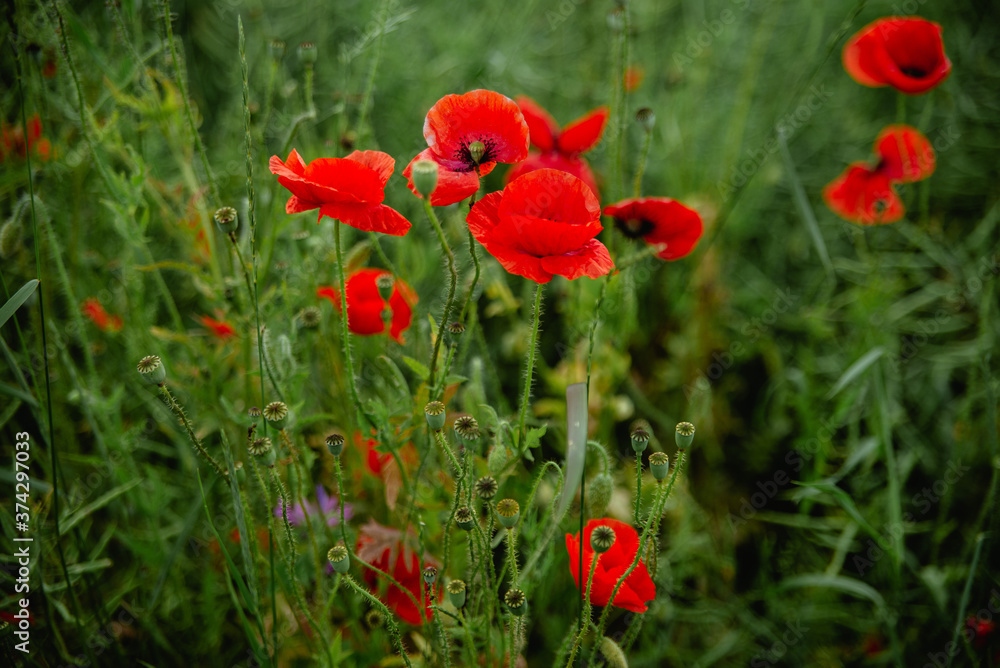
(779, 573, 886, 610)
(0, 279, 39, 330)
(0, 381, 39, 407)
(825, 347, 885, 399)
(525, 425, 547, 450)
(401, 355, 430, 380)
(60, 478, 144, 535)
(377, 355, 410, 399)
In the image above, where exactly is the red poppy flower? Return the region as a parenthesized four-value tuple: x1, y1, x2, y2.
(467, 169, 613, 284)
(1, 114, 52, 163)
(505, 97, 607, 197)
(603, 198, 704, 261)
(403, 90, 529, 206)
(966, 615, 996, 649)
(269, 149, 411, 236)
(843, 17, 951, 95)
(317, 269, 417, 343)
(355, 431, 393, 476)
(81, 298, 123, 333)
(356, 521, 437, 625)
(823, 124, 934, 225)
(199, 315, 237, 339)
(624, 66, 645, 93)
(565, 518, 656, 613)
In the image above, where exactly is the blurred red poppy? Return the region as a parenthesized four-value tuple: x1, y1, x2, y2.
(624, 66, 645, 93)
(603, 197, 704, 261)
(467, 169, 613, 284)
(81, 298, 123, 333)
(317, 269, 417, 343)
(505, 97, 607, 197)
(269, 149, 411, 236)
(823, 124, 934, 225)
(199, 315, 236, 339)
(356, 521, 437, 625)
(565, 518, 656, 613)
(403, 90, 529, 206)
(1, 114, 52, 163)
(843, 17, 951, 95)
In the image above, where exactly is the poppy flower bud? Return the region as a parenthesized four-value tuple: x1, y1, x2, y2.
(248, 406, 261, 423)
(453, 416, 480, 447)
(297, 306, 321, 328)
(325, 433, 345, 457)
(599, 637, 628, 668)
(635, 107, 656, 133)
(137, 355, 166, 386)
(455, 506, 475, 531)
(410, 159, 439, 198)
(374, 273, 395, 302)
(587, 473, 614, 517)
(487, 445, 507, 475)
(504, 588, 526, 616)
(263, 401, 288, 429)
(249, 437, 276, 467)
(590, 525, 616, 553)
(297, 41, 317, 65)
(495, 498, 520, 529)
(467, 141, 486, 165)
(447, 579, 467, 608)
(649, 452, 670, 481)
(422, 565, 438, 586)
(424, 401, 446, 431)
(268, 39, 286, 61)
(675, 422, 695, 449)
(327, 545, 350, 574)
(630, 427, 650, 453)
(214, 206, 238, 234)
(475, 476, 498, 500)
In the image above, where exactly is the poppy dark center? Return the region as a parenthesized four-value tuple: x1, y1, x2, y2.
(456, 137, 498, 171)
(900, 66, 929, 78)
(616, 217, 654, 239)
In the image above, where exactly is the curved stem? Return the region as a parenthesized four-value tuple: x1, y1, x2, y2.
(344, 575, 413, 668)
(158, 385, 226, 477)
(334, 218, 373, 430)
(424, 200, 459, 391)
(517, 284, 544, 449)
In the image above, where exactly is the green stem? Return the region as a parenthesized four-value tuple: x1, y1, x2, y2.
(517, 283, 544, 449)
(565, 555, 602, 667)
(505, 528, 519, 586)
(344, 575, 413, 668)
(633, 129, 652, 198)
(334, 460, 350, 546)
(270, 468, 297, 560)
(434, 429, 464, 477)
(334, 218, 373, 429)
(634, 452, 642, 524)
(424, 200, 459, 391)
(459, 228, 481, 323)
(357, 0, 391, 142)
(158, 385, 227, 477)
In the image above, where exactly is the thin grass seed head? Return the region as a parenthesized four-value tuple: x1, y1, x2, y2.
(137, 355, 166, 386)
(675, 422, 695, 449)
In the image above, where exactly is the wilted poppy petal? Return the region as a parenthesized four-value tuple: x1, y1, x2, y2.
(424, 90, 529, 169)
(505, 152, 600, 201)
(516, 96, 560, 153)
(823, 163, 905, 225)
(558, 106, 609, 156)
(539, 239, 613, 280)
(874, 124, 935, 183)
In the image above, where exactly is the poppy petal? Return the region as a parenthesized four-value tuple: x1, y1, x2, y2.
(304, 158, 385, 204)
(466, 190, 505, 241)
(515, 96, 559, 153)
(345, 150, 395, 187)
(539, 239, 614, 280)
(843, 18, 951, 95)
(604, 198, 704, 260)
(557, 106, 609, 155)
(505, 152, 600, 201)
(318, 202, 412, 236)
(874, 124, 935, 183)
(481, 242, 554, 284)
(490, 214, 603, 258)
(423, 90, 530, 168)
(823, 163, 905, 225)
(499, 169, 601, 222)
(403, 149, 494, 206)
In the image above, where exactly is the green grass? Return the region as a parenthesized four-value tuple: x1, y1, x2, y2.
(1, 0, 999, 666)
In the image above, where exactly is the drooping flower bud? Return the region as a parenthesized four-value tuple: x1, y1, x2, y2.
(137, 355, 166, 386)
(599, 637, 629, 668)
(410, 159, 439, 199)
(487, 445, 507, 475)
(327, 545, 350, 573)
(649, 452, 669, 481)
(675, 422, 695, 449)
(495, 498, 520, 529)
(424, 401, 446, 431)
(447, 579, 467, 608)
(587, 473, 614, 517)
(325, 433, 345, 457)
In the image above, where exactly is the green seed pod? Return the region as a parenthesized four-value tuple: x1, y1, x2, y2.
(487, 446, 507, 475)
(268, 39, 286, 61)
(675, 422, 696, 449)
(298, 306, 321, 328)
(630, 427, 650, 454)
(325, 433, 345, 457)
(447, 579, 466, 608)
(590, 525, 616, 553)
(137, 355, 166, 386)
(504, 588, 526, 616)
(587, 473, 614, 517)
(297, 41, 317, 65)
(455, 506, 475, 531)
(453, 416, 480, 448)
(467, 141, 486, 165)
(495, 498, 520, 529)
(475, 476, 498, 500)
(422, 566, 438, 587)
(213, 206, 238, 234)
(375, 274, 394, 302)
(649, 452, 669, 481)
(247, 406, 261, 423)
(249, 437, 276, 467)
(635, 107, 656, 133)
(411, 159, 439, 199)
(425, 401, 446, 431)
(263, 401, 288, 429)
(327, 545, 349, 574)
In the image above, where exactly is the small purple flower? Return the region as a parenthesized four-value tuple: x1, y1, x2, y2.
(274, 485, 353, 528)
